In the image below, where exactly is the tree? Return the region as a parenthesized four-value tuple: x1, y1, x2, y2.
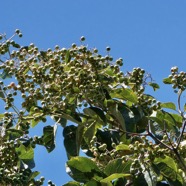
(0, 30, 186, 186)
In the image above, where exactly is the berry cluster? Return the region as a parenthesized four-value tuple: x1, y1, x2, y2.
(169, 66, 186, 90)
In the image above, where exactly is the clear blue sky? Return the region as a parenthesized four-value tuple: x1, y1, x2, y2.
(1, 1, 186, 185)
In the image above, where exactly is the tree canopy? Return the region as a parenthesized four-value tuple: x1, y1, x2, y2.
(0, 30, 186, 186)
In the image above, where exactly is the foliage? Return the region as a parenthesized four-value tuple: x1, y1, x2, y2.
(0, 30, 186, 185)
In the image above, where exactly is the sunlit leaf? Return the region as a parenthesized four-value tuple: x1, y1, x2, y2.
(115, 144, 132, 155)
(148, 82, 160, 91)
(163, 77, 172, 84)
(16, 144, 35, 168)
(110, 88, 138, 103)
(101, 173, 131, 183)
(161, 102, 176, 110)
(104, 158, 131, 176)
(66, 157, 103, 182)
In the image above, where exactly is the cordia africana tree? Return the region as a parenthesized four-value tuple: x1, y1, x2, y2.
(0, 30, 186, 186)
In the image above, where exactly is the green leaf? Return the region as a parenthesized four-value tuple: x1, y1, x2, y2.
(29, 171, 40, 181)
(110, 88, 138, 103)
(67, 157, 100, 173)
(84, 107, 106, 125)
(115, 144, 132, 155)
(108, 103, 126, 132)
(16, 144, 34, 160)
(85, 180, 102, 186)
(161, 102, 176, 110)
(153, 156, 181, 184)
(28, 171, 40, 181)
(65, 50, 71, 63)
(83, 121, 97, 145)
(12, 42, 20, 48)
(101, 173, 131, 183)
(16, 144, 35, 168)
(119, 104, 136, 133)
(154, 156, 177, 173)
(63, 181, 81, 186)
(63, 125, 78, 159)
(7, 128, 24, 140)
(148, 82, 160, 91)
(104, 158, 131, 176)
(163, 77, 172, 84)
(61, 112, 82, 125)
(42, 125, 57, 153)
(66, 157, 103, 182)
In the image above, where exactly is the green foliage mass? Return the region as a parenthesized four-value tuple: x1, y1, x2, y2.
(0, 30, 186, 186)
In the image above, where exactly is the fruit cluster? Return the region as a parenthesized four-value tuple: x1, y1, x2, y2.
(169, 66, 186, 90)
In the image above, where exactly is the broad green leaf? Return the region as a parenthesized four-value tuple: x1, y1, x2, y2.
(29, 106, 44, 127)
(155, 156, 177, 173)
(67, 157, 100, 173)
(16, 144, 35, 168)
(12, 42, 20, 48)
(16, 144, 34, 160)
(115, 144, 132, 155)
(63, 181, 81, 186)
(108, 103, 126, 132)
(161, 102, 176, 110)
(103, 66, 115, 76)
(28, 171, 40, 181)
(101, 173, 131, 183)
(63, 125, 78, 159)
(119, 104, 137, 133)
(84, 107, 106, 125)
(31, 119, 40, 128)
(110, 88, 138, 103)
(104, 158, 131, 176)
(163, 77, 172, 84)
(164, 112, 182, 128)
(154, 156, 178, 181)
(42, 125, 57, 153)
(66, 157, 103, 182)
(148, 82, 160, 91)
(85, 180, 102, 186)
(83, 121, 97, 145)
(61, 112, 82, 125)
